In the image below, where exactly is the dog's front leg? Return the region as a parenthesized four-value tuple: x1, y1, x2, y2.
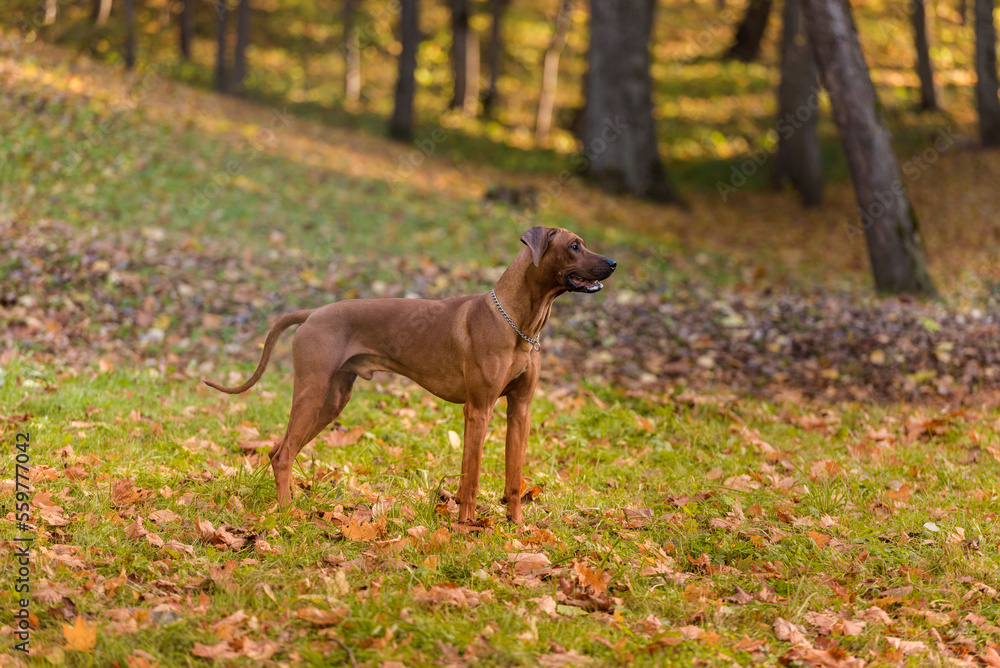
(501, 369, 538, 524)
(456, 400, 495, 523)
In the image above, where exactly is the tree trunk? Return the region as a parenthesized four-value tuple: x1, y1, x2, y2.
(449, 0, 479, 113)
(912, 0, 939, 111)
(343, 0, 361, 102)
(975, 0, 1000, 146)
(535, 0, 574, 142)
(583, 0, 679, 203)
(44, 0, 58, 24)
(800, 0, 936, 295)
(124, 0, 136, 70)
(389, 0, 419, 141)
(233, 0, 251, 94)
(215, 0, 230, 93)
(93, 0, 112, 26)
(960, 0, 968, 24)
(179, 0, 194, 60)
(724, 0, 773, 62)
(482, 0, 508, 115)
(773, 0, 822, 206)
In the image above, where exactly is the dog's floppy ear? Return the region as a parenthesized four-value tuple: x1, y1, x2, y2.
(520, 226, 554, 267)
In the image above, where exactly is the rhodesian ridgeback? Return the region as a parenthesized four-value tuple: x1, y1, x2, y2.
(204, 226, 616, 523)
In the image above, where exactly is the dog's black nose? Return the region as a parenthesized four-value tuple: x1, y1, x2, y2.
(606, 258, 617, 272)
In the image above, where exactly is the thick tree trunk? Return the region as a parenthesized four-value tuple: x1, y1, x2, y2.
(482, 0, 508, 115)
(912, 0, 939, 111)
(725, 0, 773, 62)
(215, 0, 230, 93)
(343, 0, 361, 102)
(773, 0, 822, 206)
(535, 0, 574, 142)
(975, 0, 1000, 146)
(800, 0, 935, 295)
(449, 0, 479, 113)
(583, 0, 679, 203)
(93, 0, 112, 26)
(124, 0, 136, 70)
(389, 0, 419, 141)
(179, 0, 194, 60)
(233, 0, 251, 94)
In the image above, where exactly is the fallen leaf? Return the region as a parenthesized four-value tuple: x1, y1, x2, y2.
(773, 617, 809, 647)
(62, 616, 97, 652)
(296, 606, 349, 626)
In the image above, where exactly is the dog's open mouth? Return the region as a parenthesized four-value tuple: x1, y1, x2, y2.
(566, 273, 604, 293)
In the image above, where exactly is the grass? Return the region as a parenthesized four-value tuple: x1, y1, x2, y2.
(4, 353, 1000, 665)
(1, 5, 1000, 664)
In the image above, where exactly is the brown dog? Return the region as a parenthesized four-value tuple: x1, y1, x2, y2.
(204, 226, 616, 523)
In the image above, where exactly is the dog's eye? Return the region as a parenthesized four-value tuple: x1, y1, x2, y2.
(570, 243, 579, 251)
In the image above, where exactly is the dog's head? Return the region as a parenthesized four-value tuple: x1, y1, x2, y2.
(520, 226, 616, 293)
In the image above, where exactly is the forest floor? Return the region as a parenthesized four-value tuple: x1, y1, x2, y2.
(2, 14, 1000, 668)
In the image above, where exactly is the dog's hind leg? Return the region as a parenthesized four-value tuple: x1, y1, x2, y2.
(270, 370, 356, 506)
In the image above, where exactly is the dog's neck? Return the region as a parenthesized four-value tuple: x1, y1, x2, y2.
(491, 250, 561, 341)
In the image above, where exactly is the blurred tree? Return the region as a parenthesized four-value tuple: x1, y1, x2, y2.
(975, 0, 1000, 146)
(93, 0, 112, 26)
(343, 0, 361, 102)
(801, 0, 935, 295)
(389, 0, 419, 140)
(535, 0, 574, 142)
(215, 1, 230, 93)
(179, 0, 194, 60)
(233, 0, 251, 94)
(450, 0, 479, 114)
(213, 0, 252, 95)
(482, 0, 509, 115)
(584, 0, 678, 202)
(725, 0, 772, 62)
(773, 0, 821, 206)
(124, 0, 135, 69)
(912, 0, 938, 111)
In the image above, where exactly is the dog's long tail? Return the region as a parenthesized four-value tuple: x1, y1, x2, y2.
(202, 309, 314, 394)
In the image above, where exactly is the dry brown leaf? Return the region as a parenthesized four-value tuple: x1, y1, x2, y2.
(413, 583, 494, 608)
(191, 641, 240, 660)
(296, 606, 349, 626)
(509, 552, 551, 575)
(885, 636, 927, 655)
(773, 617, 809, 647)
(537, 649, 597, 667)
(148, 509, 182, 524)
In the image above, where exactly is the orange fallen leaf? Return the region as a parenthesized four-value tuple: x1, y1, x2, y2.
(573, 560, 608, 595)
(806, 531, 832, 548)
(63, 616, 97, 652)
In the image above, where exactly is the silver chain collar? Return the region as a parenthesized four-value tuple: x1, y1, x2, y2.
(490, 289, 541, 351)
